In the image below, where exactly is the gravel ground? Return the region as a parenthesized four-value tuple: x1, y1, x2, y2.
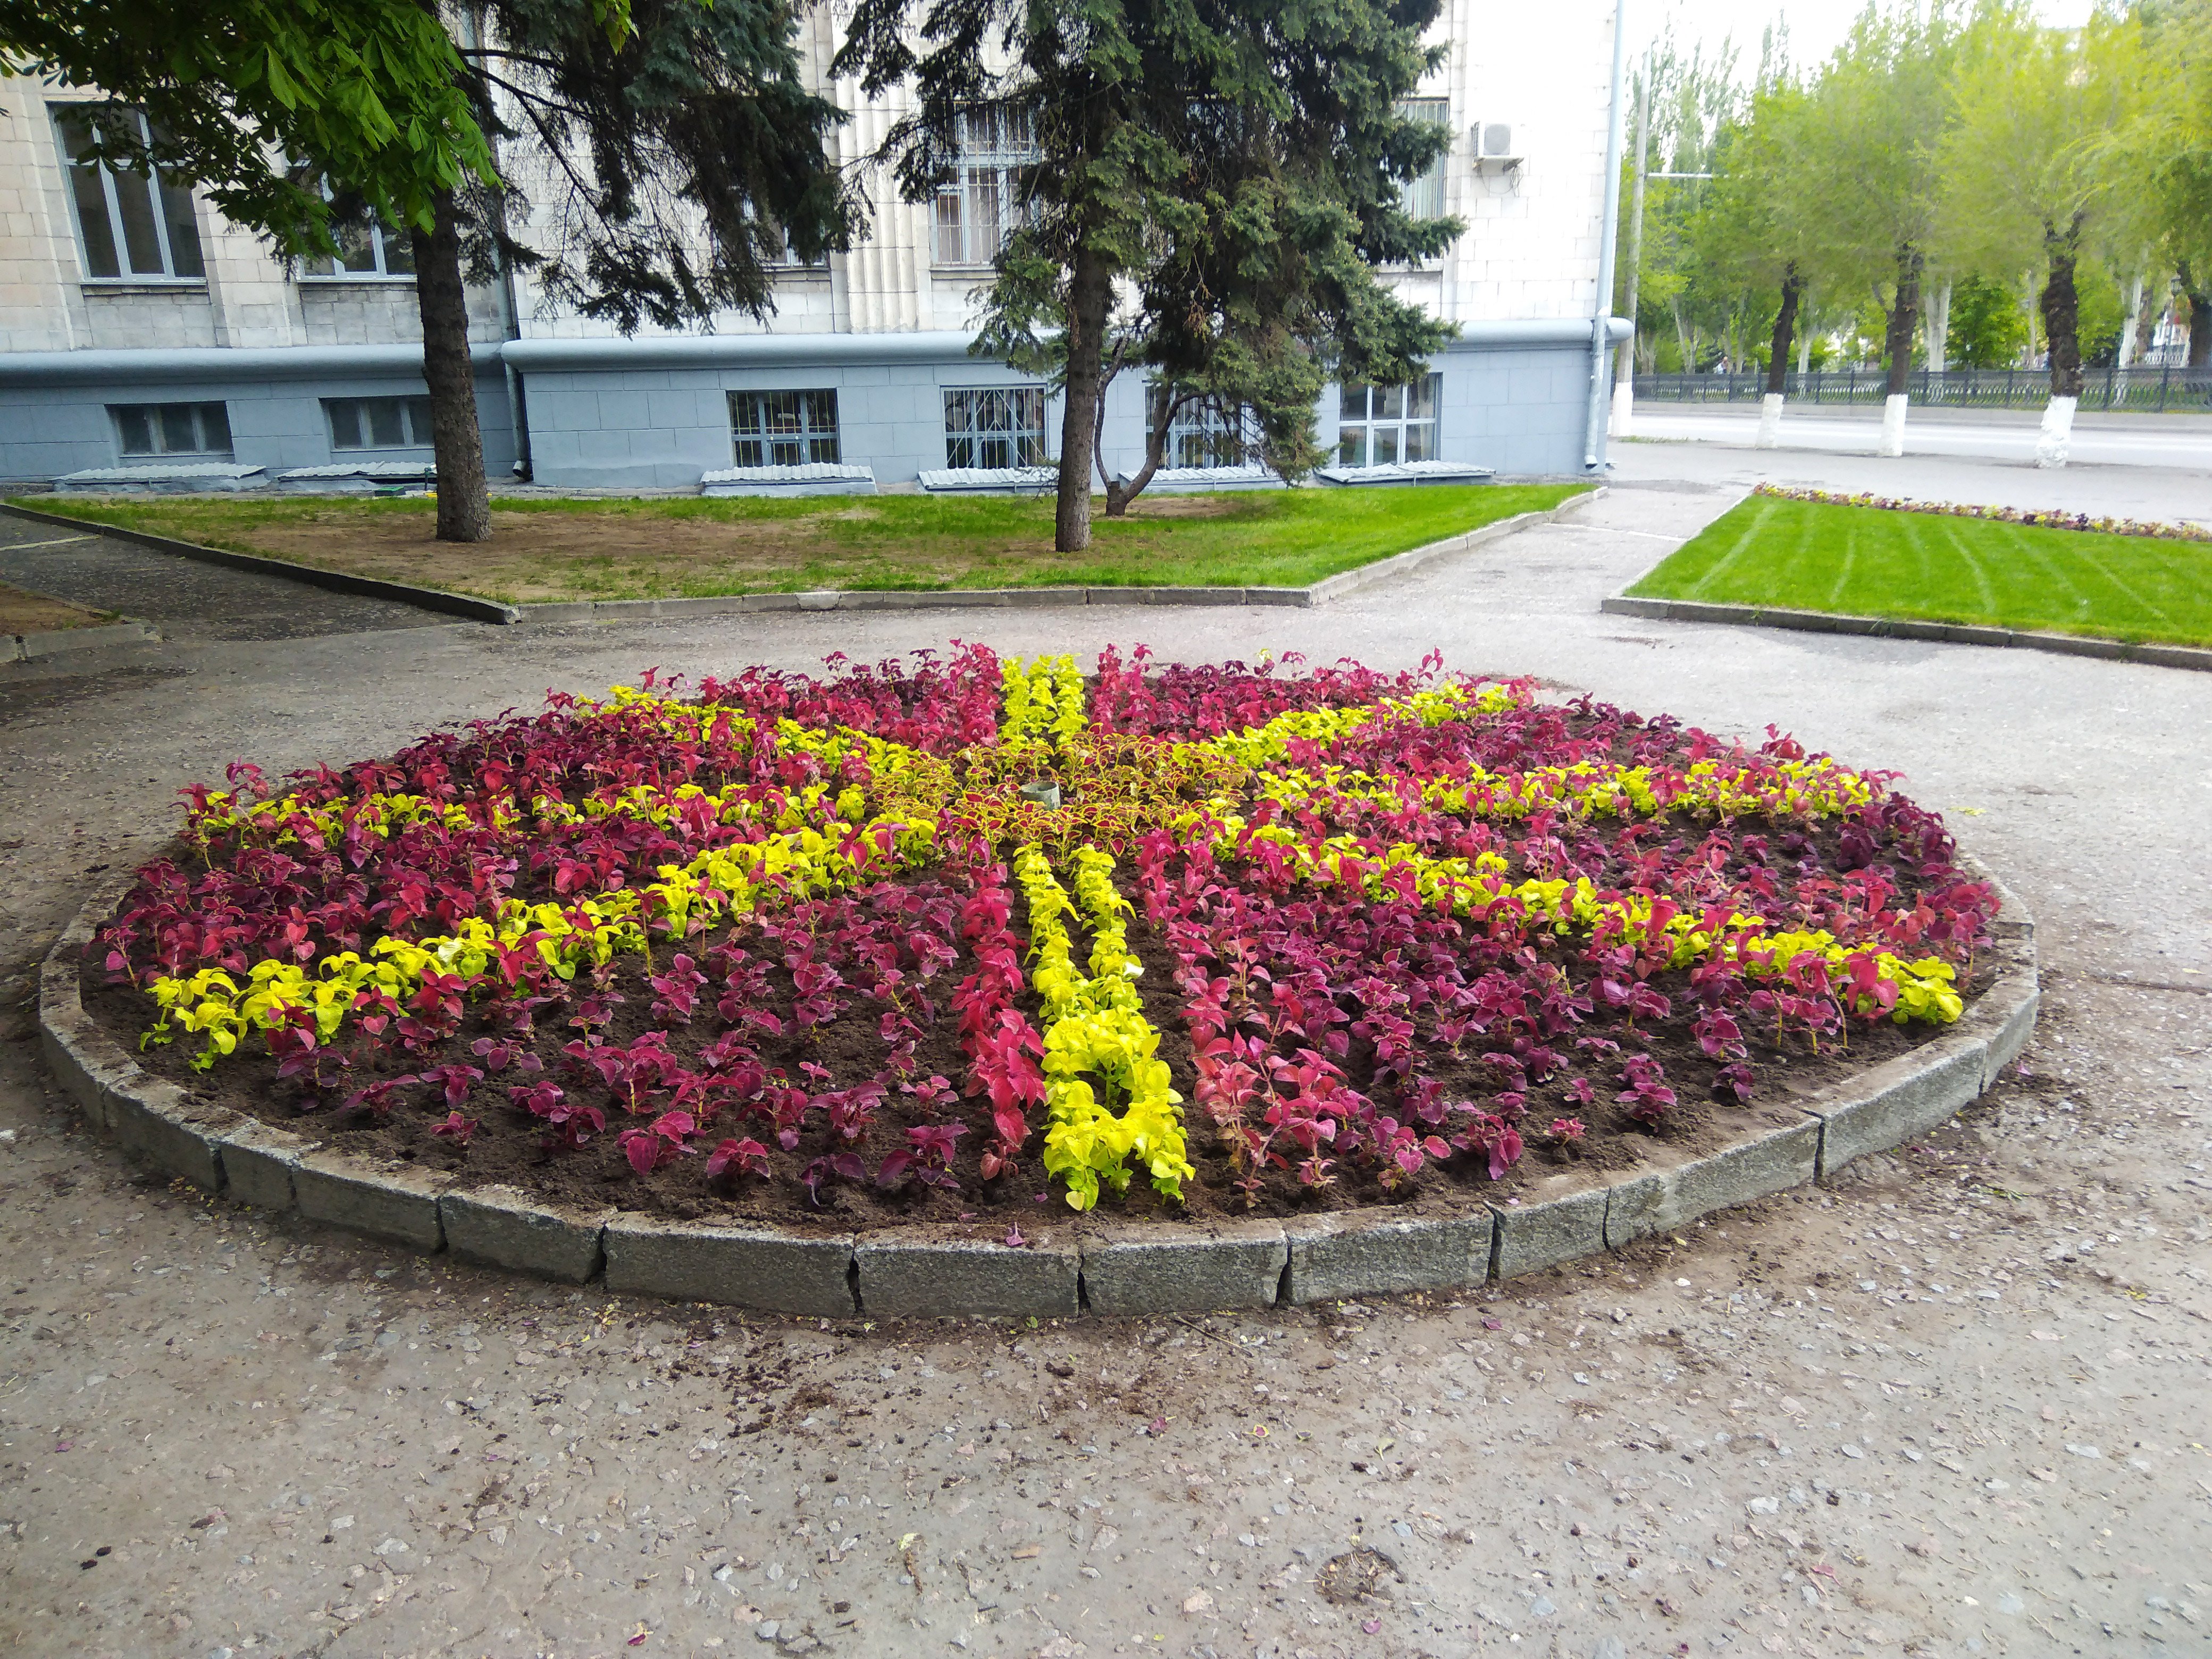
(2, 480, 2208, 1659)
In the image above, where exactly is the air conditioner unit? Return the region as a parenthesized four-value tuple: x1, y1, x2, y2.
(1472, 121, 1521, 171)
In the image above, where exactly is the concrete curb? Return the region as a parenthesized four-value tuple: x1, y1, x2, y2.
(6, 617, 162, 661)
(4, 488, 1600, 631)
(1600, 592, 2212, 674)
(35, 851, 2038, 1317)
(0, 500, 520, 625)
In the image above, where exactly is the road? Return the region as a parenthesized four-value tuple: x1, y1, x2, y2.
(2, 494, 2208, 1659)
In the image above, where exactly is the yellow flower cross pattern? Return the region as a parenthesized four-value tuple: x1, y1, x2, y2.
(133, 652, 1970, 1215)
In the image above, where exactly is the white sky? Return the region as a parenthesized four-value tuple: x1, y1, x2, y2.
(1636, 0, 2097, 79)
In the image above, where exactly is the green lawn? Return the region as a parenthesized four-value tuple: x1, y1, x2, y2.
(1627, 494, 2212, 648)
(14, 483, 1586, 605)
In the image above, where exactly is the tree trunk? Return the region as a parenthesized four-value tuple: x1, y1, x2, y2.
(1765, 268, 1802, 396)
(1883, 246, 1922, 396)
(410, 190, 492, 544)
(2184, 262, 2212, 368)
(1922, 280, 1951, 373)
(2118, 271, 2144, 371)
(1054, 242, 1112, 552)
(2038, 216, 2085, 399)
(1104, 387, 1183, 517)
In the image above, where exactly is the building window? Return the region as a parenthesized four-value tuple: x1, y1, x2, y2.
(943, 388, 1048, 470)
(1396, 99, 1452, 222)
(112, 402, 232, 459)
(299, 197, 415, 280)
(731, 390, 841, 467)
(327, 396, 435, 450)
(53, 107, 205, 281)
(1336, 375, 1440, 467)
(1154, 388, 1259, 469)
(933, 109, 1038, 266)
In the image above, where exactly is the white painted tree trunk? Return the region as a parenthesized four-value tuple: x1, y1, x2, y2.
(2118, 274, 2144, 371)
(2034, 395, 2077, 468)
(1878, 393, 1909, 457)
(1754, 392, 1784, 449)
(1609, 377, 1635, 439)
(1922, 281, 1953, 373)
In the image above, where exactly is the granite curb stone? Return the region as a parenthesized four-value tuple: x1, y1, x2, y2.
(854, 1226, 1081, 1318)
(217, 1119, 316, 1211)
(1281, 1210, 1494, 1304)
(292, 1151, 453, 1250)
(1806, 1033, 1990, 1178)
(441, 1185, 612, 1284)
(8, 618, 162, 661)
(1603, 1117, 1822, 1250)
(1488, 1181, 1611, 1280)
(602, 1216, 859, 1316)
(1078, 1219, 1288, 1314)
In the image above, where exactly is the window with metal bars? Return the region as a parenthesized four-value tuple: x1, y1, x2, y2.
(111, 403, 232, 458)
(933, 109, 1038, 267)
(1335, 375, 1440, 467)
(731, 390, 841, 467)
(1395, 98, 1452, 221)
(943, 388, 1048, 469)
(1154, 389, 1261, 469)
(52, 107, 205, 281)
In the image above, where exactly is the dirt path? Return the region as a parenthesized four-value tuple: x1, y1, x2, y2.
(2, 484, 2208, 1658)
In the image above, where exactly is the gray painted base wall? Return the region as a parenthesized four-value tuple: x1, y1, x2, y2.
(0, 326, 1613, 488)
(0, 366, 518, 485)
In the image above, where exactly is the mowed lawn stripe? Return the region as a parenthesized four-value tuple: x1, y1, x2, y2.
(1626, 495, 2212, 649)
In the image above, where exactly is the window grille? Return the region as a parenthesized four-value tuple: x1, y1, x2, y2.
(1153, 388, 1260, 468)
(326, 397, 435, 450)
(53, 107, 205, 281)
(943, 387, 1048, 469)
(933, 109, 1039, 266)
(731, 390, 842, 467)
(1335, 375, 1440, 467)
(111, 402, 232, 458)
(1396, 98, 1452, 222)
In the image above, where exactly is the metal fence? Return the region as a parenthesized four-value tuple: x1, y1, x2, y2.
(1633, 364, 2212, 414)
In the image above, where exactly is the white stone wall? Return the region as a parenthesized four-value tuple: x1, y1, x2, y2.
(1, 2, 1616, 355)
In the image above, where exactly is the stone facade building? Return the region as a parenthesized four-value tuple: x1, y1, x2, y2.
(0, 1, 1626, 492)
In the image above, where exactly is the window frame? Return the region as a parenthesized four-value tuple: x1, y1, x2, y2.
(324, 395, 436, 451)
(110, 401, 233, 460)
(942, 387, 1049, 471)
(1335, 374, 1442, 469)
(52, 105, 206, 283)
(932, 109, 1040, 269)
(728, 389, 842, 468)
(1395, 98, 1453, 224)
(295, 186, 416, 282)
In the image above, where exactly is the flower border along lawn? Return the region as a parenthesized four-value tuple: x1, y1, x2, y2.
(1627, 492, 2212, 649)
(12, 483, 1588, 606)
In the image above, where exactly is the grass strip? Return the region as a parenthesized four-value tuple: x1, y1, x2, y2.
(13, 484, 1587, 606)
(1627, 494, 2212, 648)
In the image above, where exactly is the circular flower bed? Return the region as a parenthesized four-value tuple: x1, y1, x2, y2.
(87, 646, 1997, 1229)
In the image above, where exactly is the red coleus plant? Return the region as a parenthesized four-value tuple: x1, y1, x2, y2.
(94, 646, 1993, 1220)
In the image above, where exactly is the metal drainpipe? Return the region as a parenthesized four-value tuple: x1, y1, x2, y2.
(1584, 0, 1630, 472)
